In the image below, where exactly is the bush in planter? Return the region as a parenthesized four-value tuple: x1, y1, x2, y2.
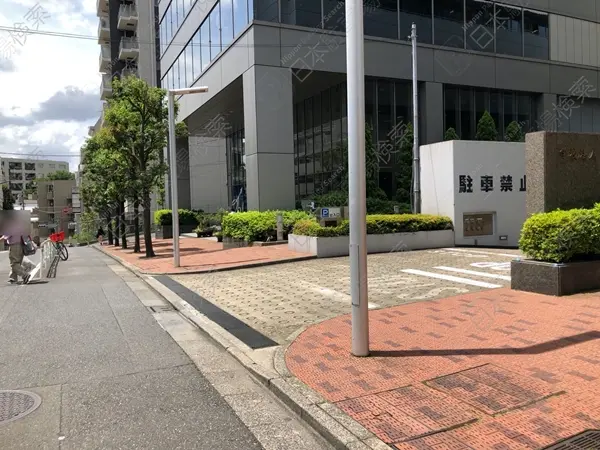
(519, 206, 600, 263)
(314, 190, 409, 214)
(292, 214, 453, 237)
(154, 209, 199, 226)
(221, 210, 313, 242)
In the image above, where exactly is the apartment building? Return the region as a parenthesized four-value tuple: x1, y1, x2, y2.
(34, 180, 80, 239)
(157, 0, 600, 211)
(0, 157, 69, 201)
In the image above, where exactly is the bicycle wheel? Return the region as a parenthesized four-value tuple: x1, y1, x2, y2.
(57, 242, 69, 261)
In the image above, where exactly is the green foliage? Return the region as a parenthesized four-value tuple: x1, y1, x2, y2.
(314, 191, 348, 207)
(519, 205, 600, 263)
(395, 122, 414, 205)
(291, 214, 454, 237)
(80, 211, 100, 236)
(2, 185, 14, 210)
(38, 170, 75, 181)
(314, 190, 409, 214)
(221, 210, 313, 242)
(72, 232, 95, 244)
(504, 121, 525, 142)
(444, 127, 460, 141)
(366, 198, 410, 214)
(475, 111, 498, 141)
(154, 209, 199, 226)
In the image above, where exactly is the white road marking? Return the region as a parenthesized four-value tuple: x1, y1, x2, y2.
(309, 286, 380, 309)
(470, 261, 511, 271)
(401, 269, 503, 289)
(397, 286, 469, 300)
(435, 266, 511, 281)
(441, 248, 519, 258)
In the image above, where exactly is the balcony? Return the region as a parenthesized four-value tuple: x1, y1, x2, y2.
(119, 37, 139, 60)
(121, 65, 138, 79)
(100, 74, 112, 100)
(96, 0, 109, 16)
(99, 44, 111, 73)
(98, 18, 110, 43)
(118, 4, 138, 31)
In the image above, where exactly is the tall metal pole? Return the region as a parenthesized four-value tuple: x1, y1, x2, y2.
(346, 0, 369, 356)
(411, 23, 421, 214)
(167, 92, 180, 267)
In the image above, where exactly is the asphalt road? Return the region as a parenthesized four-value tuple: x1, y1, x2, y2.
(0, 248, 330, 450)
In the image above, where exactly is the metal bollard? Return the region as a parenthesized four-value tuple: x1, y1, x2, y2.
(276, 214, 283, 241)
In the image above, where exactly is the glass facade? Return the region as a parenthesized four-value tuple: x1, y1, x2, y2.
(226, 129, 247, 211)
(444, 85, 537, 140)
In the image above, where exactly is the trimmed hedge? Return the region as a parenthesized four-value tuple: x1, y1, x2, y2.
(292, 214, 453, 237)
(221, 210, 314, 242)
(313, 190, 410, 214)
(519, 206, 600, 263)
(154, 209, 199, 226)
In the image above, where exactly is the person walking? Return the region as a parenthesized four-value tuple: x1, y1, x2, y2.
(96, 226, 105, 246)
(0, 213, 31, 284)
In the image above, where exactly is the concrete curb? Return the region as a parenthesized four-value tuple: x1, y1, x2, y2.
(94, 245, 390, 450)
(93, 244, 317, 275)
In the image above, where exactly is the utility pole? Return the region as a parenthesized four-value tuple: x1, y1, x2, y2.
(409, 23, 421, 214)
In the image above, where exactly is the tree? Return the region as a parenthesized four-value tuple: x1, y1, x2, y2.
(395, 123, 414, 205)
(2, 185, 14, 210)
(505, 120, 525, 142)
(40, 170, 75, 181)
(475, 111, 498, 141)
(104, 75, 186, 257)
(444, 127, 460, 141)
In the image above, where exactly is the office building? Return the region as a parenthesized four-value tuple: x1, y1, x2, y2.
(0, 157, 70, 201)
(159, 0, 600, 212)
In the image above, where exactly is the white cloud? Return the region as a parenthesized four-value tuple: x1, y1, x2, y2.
(0, 0, 101, 170)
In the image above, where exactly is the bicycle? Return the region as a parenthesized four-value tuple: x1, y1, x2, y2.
(49, 231, 69, 261)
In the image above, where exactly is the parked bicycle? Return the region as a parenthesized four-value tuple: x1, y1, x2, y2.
(49, 231, 69, 261)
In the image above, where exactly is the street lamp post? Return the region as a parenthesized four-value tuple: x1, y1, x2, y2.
(346, 0, 369, 356)
(167, 86, 209, 267)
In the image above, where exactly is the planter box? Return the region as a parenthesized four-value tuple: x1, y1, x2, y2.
(511, 259, 600, 296)
(156, 224, 197, 239)
(223, 237, 251, 249)
(288, 229, 454, 258)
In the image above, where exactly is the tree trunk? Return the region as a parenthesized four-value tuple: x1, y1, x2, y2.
(133, 199, 141, 253)
(114, 206, 120, 247)
(120, 200, 127, 249)
(142, 191, 155, 257)
(105, 212, 114, 245)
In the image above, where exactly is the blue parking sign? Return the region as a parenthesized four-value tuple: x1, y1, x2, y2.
(322, 208, 329, 218)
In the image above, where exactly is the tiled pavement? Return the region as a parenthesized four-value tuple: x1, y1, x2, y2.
(100, 238, 311, 274)
(285, 288, 600, 449)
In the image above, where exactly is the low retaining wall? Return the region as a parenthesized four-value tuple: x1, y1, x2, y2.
(288, 229, 454, 258)
(511, 259, 600, 296)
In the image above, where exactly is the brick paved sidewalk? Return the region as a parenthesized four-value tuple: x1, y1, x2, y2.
(286, 288, 600, 449)
(100, 238, 313, 274)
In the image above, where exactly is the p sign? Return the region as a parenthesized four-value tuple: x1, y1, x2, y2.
(322, 208, 330, 218)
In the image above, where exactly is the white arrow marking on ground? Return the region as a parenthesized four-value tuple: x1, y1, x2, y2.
(441, 248, 519, 258)
(396, 286, 469, 300)
(435, 266, 511, 281)
(401, 269, 502, 289)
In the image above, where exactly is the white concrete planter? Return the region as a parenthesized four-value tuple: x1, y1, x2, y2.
(288, 229, 454, 258)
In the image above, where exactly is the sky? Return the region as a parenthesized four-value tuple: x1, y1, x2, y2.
(0, 0, 101, 173)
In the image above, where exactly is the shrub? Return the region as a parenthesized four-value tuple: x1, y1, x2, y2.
(314, 191, 348, 207)
(475, 111, 498, 141)
(315, 191, 409, 214)
(221, 210, 314, 241)
(291, 214, 453, 237)
(154, 209, 199, 226)
(444, 127, 460, 140)
(519, 206, 600, 263)
(504, 121, 524, 142)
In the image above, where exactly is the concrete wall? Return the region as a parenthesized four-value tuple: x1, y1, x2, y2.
(188, 136, 229, 212)
(421, 140, 526, 247)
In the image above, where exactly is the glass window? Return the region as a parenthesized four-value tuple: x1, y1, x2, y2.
(465, 0, 494, 53)
(489, 91, 501, 135)
(474, 89, 488, 126)
(395, 82, 410, 128)
(400, 0, 432, 44)
(331, 85, 343, 170)
(321, 89, 332, 173)
(305, 99, 315, 195)
(365, 79, 376, 129)
(255, 0, 278, 21)
(233, 0, 249, 34)
(248, 0, 254, 20)
(517, 93, 532, 134)
(523, 9, 548, 59)
(503, 92, 514, 138)
(185, 43, 194, 86)
(178, 52, 186, 88)
(174, 0, 180, 29)
(495, 3, 522, 56)
(313, 94, 323, 176)
(210, 5, 221, 61)
(200, 21, 210, 71)
(445, 87, 458, 132)
(193, 31, 202, 78)
(166, 6, 172, 43)
(297, 102, 306, 195)
(323, 0, 345, 32)
(282, 0, 321, 28)
(460, 88, 473, 140)
(377, 80, 393, 152)
(434, 0, 464, 48)
(364, 0, 398, 40)
(221, 0, 234, 47)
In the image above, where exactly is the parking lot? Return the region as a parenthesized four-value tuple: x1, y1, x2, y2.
(171, 247, 521, 343)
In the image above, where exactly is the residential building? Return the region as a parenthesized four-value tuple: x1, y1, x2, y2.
(0, 157, 69, 202)
(35, 180, 78, 240)
(159, 0, 600, 211)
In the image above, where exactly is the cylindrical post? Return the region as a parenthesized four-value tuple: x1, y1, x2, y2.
(346, 0, 369, 357)
(276, 213, 283, 241)
(411, 23, 421, 214)
(167, 92, 180, 268)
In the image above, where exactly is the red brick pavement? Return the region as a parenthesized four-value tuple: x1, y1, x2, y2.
(100, 238, 312, 274)
(285, 288, 600, 449)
